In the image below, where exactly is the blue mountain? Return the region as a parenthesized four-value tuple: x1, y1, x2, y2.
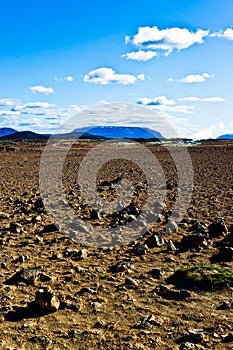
(217, 134, 233, 140)
(0, 127, 17, 137)
(0, 131, 47, 140)
(74, 126, 163, 139)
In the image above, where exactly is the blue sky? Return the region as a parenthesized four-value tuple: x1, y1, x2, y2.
(0, 0, 233, 138)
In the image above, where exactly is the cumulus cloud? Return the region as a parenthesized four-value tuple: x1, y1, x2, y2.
(0, 98, 20, 107)
(137, 96, 176, 106)
(179, 96, 224, 102)
(83, 67, 145, 85)
(55, 75, 74, 82)
(211, 28, 233, 40)
(0, 102, 83, 134)
(137, 96, 194, 114)
(169, 73, 212, 83)
(126, 26, 209, 55)
(29, 85, 54, 95)
(12, 102, 56, 111)
(121, 50, 158, 61)
(151, 105, 194, 114)
(192, 120, 233, 140)
(0, 110, 20, 116)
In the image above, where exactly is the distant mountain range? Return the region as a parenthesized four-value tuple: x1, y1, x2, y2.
(0, 126, 163, 140)
(0, 126, 233, 141)
(217, 134, 233, 140)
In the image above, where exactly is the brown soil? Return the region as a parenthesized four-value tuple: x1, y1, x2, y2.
(0, 140, 233, 350)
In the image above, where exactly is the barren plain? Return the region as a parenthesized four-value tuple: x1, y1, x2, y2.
(0, 140, 233, 350)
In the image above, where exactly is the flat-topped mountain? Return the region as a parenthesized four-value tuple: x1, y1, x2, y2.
(74, 126, 164, 139)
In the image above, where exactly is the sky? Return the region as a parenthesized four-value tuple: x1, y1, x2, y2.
(0, 0, 233, 139)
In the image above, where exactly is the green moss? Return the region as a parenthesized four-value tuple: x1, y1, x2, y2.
(21, 239, 30, 246)
(168, 265, 233, 291)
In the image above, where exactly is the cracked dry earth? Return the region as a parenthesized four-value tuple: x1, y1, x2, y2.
(0, 140, 233, 350)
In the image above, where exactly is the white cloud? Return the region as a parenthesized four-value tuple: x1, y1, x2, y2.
(192, 126, 216, 140)
(211, 28, 233, 41)
(121, 50, 158, 61)
(99, 100, 111, 105)
(65, 76, 74, 82)
(0, 103, 84, 133)
(126, 26, 209, 55)
(151, 105, 194, 114)
(55, 75, 74, 82)
(137, 96, 194, 114)
(179, 96, 224, 102)
(12, 102, 56, 111)
(169, 73, 213, 83)
(137, 96, 176, 106)
(29, 85, 54, 95)
(0, 110, 20, 116)
(0, 98, 20, 107)
(83, 67, 145, 85)
(137, 73, 145, 81)
(192, 120, 233, 140)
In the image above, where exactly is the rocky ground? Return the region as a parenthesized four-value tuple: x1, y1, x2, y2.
(0, 140, 233, 350)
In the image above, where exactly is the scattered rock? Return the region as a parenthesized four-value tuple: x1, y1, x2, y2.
(210, 247, 233, 263)
(136, 314, 163, 329)
(40, 223, 59, 234)
(5, 267, 39, 285)
(179, 232, 206, 251)
(208, 218, 228, 238)
(10, 222, 22, 233)
(0, 313, 5, 322)
(35, 287, 60, 311)
(64, 248, 88, 260)
(145, 233, 165, 248)
(133, 244, 148, 256)
(167, 240, 177, 252)
(149, 268, 164, 279)
(93, 320, 106, 328)
(51, 252, 63, 260)
(18, 255, 30, 263)
(125, 277, 139, 287)
(93, 302, 104, 311)
(222, 332, 233, 343)
(180, 342, 195, 349)
(1, 259, 7, 269)
(109, 260, 132, 273)
(39, 272, 53, 282)
(66, 302, 81, 311)
(191, 221, 207, 232)
(77, 287, 96, 295)
(156, 285, 191, 301)
(166, 220, 178, 232)
(0, 212, 10, 219)
(217, 300, 232, 310)
(187, 329, 205, 343)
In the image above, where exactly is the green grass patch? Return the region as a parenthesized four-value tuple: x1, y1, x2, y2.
(21, 239, 30, 246)
(167, 265, 233, 291)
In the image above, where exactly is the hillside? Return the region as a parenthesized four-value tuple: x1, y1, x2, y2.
(217, 134, 233, 140)
(0, 127, 18, 137)
(0, 131, 47, 140)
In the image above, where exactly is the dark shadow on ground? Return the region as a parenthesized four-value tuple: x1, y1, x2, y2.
(4, 302, 53, 322)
